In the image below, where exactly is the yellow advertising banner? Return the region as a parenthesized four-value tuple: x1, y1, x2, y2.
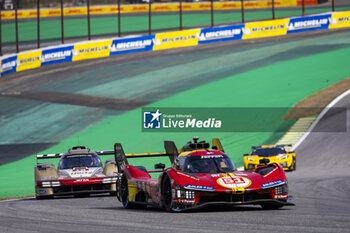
(329, 12, 350, 29)
(0, 0, 299, 20)
(16, 51, 42, 72)
(153, 29, 200, 51)
(242, 19, 289, 39)
(72, 40, 111, 61)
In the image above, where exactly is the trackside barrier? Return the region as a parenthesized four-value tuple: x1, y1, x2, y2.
(0, 0, 306, 20)
(1, 11, 349, 78)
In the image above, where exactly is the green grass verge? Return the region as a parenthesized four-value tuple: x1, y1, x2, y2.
(0, 45, 350, 197)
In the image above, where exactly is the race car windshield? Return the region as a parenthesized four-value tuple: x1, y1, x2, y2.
(253, 148, 286, 156)
(184, 154, 236, 173)
(59, 154, 101, 169)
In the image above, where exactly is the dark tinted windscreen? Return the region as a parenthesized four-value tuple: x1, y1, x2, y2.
(253, 148, 286, 156)
(59, 154, 101, 169)
(184, 154, 236, 173)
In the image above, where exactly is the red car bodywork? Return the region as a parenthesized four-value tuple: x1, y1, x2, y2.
(116, 138, 294, 212)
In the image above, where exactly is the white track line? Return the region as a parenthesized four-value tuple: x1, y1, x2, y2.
(291, 89, 350, 151)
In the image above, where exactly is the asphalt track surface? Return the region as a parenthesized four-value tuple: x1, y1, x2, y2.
(0, 92, 350, 233)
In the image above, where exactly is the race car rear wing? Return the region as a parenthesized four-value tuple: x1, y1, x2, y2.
(114, 141, 179, 172)
(36, 150, 116, 160)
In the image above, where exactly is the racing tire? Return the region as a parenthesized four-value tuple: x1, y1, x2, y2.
(116, 177, 121, 201)
(293, 157, 296, 171)
(120, 174, 134, 209)
(161, 175, 173, 212)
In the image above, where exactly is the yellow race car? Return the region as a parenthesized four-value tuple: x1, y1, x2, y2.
(243, 145, 296, 171)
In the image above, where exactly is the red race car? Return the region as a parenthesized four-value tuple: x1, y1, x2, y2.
(114, 137, 294, 212)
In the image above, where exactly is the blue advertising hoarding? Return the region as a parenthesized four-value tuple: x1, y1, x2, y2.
(1, 55, 17, 76)
(287, 14, 331, 34)
(198, 24, 244, 44)
(41, 46, 74, 66)
(110, 35, 155, 55)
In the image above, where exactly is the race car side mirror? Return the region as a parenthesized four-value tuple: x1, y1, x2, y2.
(155, 163, 165, 170)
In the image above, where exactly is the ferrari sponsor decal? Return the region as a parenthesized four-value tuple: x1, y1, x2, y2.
(217, 176, 251, 189)
(110, 35, 154, 55)
(198, 25, 243, 44)
(286, 14, 331, 34)
(185, 184, 215, 191)
(72, 40, 111, 61)
(329, 12, 350, 29)
(242, 19, 289, 39)
(178, 199, 196, 204)
(153, 29, 200, 51)
(16, 51, 42, 72)
(41, 46, 74, 66)
(261, 179, 283, 188)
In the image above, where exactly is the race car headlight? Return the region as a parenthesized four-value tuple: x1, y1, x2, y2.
(275, 184, 288, 195)
(279, 155, 288, 160)
(280, 162, 287, 167)
(41, 181, 61, 187)
(247, 157, 256, 162)
(176, 190, 195, 199)
(175, 186, 195, 199)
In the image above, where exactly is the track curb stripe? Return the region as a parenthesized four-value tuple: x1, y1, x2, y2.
(291, 89, 350, 150)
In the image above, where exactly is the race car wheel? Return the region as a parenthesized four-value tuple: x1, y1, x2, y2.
(161, 175, 173, 212)
(116, 177, 121, 201)
(120, 174, 133, 209)
(293, 157, 296, 171)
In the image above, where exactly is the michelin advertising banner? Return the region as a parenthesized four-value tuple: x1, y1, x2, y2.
(110, 35, 154, 55)
(329, 11, 350, 29)
(153, 29, 200, 51)
(1, 55, 17, 76)
(242, 19, 289, 39)
(16, 51, 42, 72)
(198, 24, 244, 44)
(286, 14, 331, 34)
(41, 46, 74, 66)
(72, 40, 111, 61)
